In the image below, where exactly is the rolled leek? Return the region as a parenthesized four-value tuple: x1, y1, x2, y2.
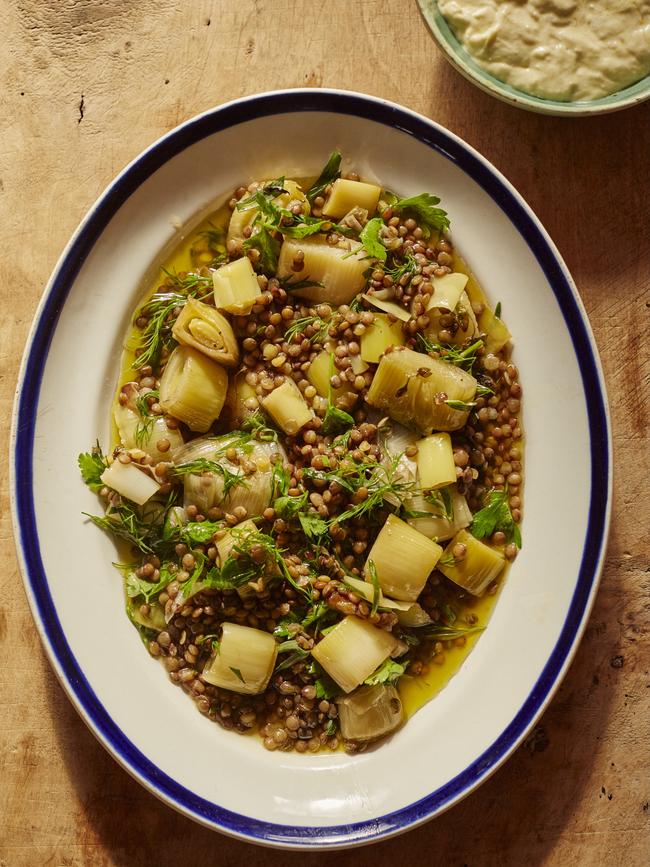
(360, 313, 405, 363)
(322, 178, 381, 219)
(365, 514, 442, 602)
(406, 487, 472, 541)
(425, 272, 468, 312)
(479, 306, 512, 354)
(337, 684, 403, 741)
(179, 435, 280, 515)
(439, 529, 505, 596)
(114, 402, 185, 461)
(262, 378, 314, 435)
(212, 256, 261, 315)
(366, 347, 477, 434)
(311, 616, 398, 694)
(362, 294, 410, 323)
(277, 237, 367, 306)
(202, 622, 278, 695)
(100, 459, 160, 505)
(172, 297, 239, 367)
(159, 346, 228, 433)
(416, 433, 457, 490)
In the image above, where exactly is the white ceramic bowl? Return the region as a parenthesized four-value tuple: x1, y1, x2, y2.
(417, 0, 650, 116)
(11, 89, 611, 848)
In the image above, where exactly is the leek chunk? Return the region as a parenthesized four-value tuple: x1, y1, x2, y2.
(480, 307, 512, 354)
(262, 378, 314, 435)
(337, 684, 403, 741)
(406, 487, 472, 541)
(416, 433, 457, 490)
(365, 514, 442, 602)
(159, 346, 228, 433)
(172, 298, 239, 367)
(113, 402, 185, 461)
(225, 371, 259, 426)
(212, 256, 262, 315)
(311, 616, 398, 694)
(277, 237, 367, 306)
(306, 349, 347, 400)
(322, 178, 381, 219)
(426, 272, 468, 312)
(100, 459, 160, 505)
(215, 519, 258, 566)
(360, 313, 405, 363)
(202, 622, 278, 695)
(439, 529, 505, 596)
(366, 348, 477, 434)
(362, 293, 411, 322)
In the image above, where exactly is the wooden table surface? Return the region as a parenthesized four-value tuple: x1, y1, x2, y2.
(1, 2, 649, 864)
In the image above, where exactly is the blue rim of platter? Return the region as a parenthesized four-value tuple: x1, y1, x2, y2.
(11, 89, 611, 849)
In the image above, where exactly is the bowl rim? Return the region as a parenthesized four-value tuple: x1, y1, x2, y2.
(416, 0, 650, 117)
(10, 88, 612, 849)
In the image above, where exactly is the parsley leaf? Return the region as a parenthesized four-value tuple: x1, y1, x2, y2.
(392, 192, 450, 237)
(78, 445, 108, 492)
(298, 512, 328, 540)
(306, 150, 342, 203)
(321, 403, 355, 435)
(359, 217, 387, 262)
(471, 489, 522, 548)
(243, 226, 281, 274)
(364, 658, 407, 686)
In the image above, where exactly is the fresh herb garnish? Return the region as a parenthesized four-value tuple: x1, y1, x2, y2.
(306, 150, 342, 203)
(359, 217, 387, 262)
(364, 658, 407, 686)
(229, 666, 246, 683)
(445, 399, 477, 412)
(321, 356, 355, 435)
(298, 511, 328, 540)
(78, 445, 108, 492)
(123, 561, 176, 603)
(419, 623, 485, 641)
(173, 459, 248, 499)
(424, 487, 454, 522)
(416, 334, 483, 373)
(471, 489, 522, 548)
(284, 315, 331, 345)
(391, 192, 450, 237)
(367, 559, 381, 616)
(494, 301, 502, 319)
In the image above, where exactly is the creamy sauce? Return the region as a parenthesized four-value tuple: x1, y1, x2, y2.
(438, 0, 650, 101)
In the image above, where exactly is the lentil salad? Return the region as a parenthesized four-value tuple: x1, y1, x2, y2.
(79, 151, 523, 753)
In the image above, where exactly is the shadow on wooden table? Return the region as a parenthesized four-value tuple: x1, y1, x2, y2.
(44, 556, 621, 867)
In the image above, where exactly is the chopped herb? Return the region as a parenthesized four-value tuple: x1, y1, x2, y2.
(416, 334, 484, 373)
(325, 719, 337, 737)
(306, 150, 342, 203)
(367, 559, 381, 616)
(359, 217, 387, 262)
(241, 411, 278, 442)
(173, 459, 248, 499)
(494, 301, 502, 319)
(243, 225, 281, 274)
(178, 520, 223, 545)
(284, 315, 330, 345)
(384, 253, 417, 284)
(280, 276, 325, 293)
(229, 667, 246, 683)
(424, 487, 454, 522)
(471, 489, 522, 548)
(475, 383, 494, 397)
(445, 399, 477, 412)
(178, 551, 207, 600)
(419, 623, 485, 641)
(124, 562, 176, 603)
(364, 658, 407, 685)
(321, 403, 355, 435)
(391, 192, 450, 237)
(78, 445, 108, 492)
(298, 512, 328, 540)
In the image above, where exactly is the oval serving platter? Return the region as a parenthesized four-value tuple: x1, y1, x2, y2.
(11, 89, 611, 849)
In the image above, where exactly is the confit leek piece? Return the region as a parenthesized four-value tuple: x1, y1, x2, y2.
(426, 272, 469, 312)
(311, 616, 398, 694)
(416, 433, 457, 490)
(337, 684, 404, 741)
(307, 349, 347, 400)
(224, 371, 259, 426)
(172, 297, 239, 367)
(406, 487, 472, 541)
(439, 529, 505, 596)
(262, 378, 314, 435)
(212, 256, 261, 315)
(365, 514, 442, 602)
(100, 459, 160, 505)
(362, 293, 411, 322)
(277, 237, 367, 306)
(113, 400, 185, 460)
(203, 622, 278, 695)
(360, 313, 405, 363)
(322, 178, 381, 219)
(159, 345, 228, 432)
(480, 306, 512, 354)
(366, 347, 477, 434)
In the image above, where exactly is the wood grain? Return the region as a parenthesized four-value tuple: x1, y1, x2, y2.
(1, 1, 648, 864)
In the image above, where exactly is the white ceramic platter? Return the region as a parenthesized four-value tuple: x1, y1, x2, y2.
(11, 89, 611, 849)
